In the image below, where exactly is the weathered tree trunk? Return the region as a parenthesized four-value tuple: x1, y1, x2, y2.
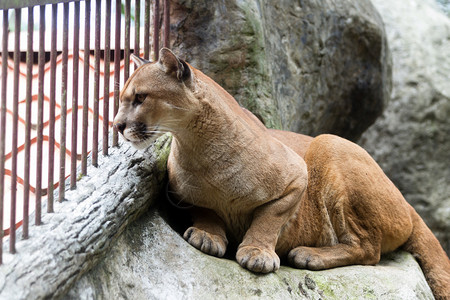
(0, 135, 172, 300)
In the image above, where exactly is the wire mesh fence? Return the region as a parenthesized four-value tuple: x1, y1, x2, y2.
(0, 0, 170, 264)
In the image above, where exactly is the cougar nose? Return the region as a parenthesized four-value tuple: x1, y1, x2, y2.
(114, 122, 126, 135)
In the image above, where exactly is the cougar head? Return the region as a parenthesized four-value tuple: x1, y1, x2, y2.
(113, 48, 195, 149)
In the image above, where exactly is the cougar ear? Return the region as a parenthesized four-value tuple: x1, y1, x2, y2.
(131, 54, 150, 68)
(158, 47, 191, 82)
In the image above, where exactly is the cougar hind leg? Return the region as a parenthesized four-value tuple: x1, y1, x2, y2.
(288, 239, 381, 270)
(288, 195, 383, 270)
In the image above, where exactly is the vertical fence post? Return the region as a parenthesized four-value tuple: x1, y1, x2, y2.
(144, 0, 150, 60)
(71, 1, 80, 189)
(0, 9, 9, 264)
(124, 0, 131, 83)
(134, 0, 140, 66)
(59, 2, 69, 202)
(47, 3, 57, 214)
(10, 7, 22, 254)
(163, 0, 170, 48)
(103, 0, 111, 156)
(36, 4, 45, 225)
(23, 6, 34, 239)
(93, 0, 101, 167)
(113, 0, 121, 147)
(82, 0, 91, 175)
(153, 0, 160, 60)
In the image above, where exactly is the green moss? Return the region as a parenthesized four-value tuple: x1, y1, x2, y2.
(311, 275, 337, 298)
(77, 173, 84, 181)
(363, 287, 377, 299)
(152, 133, 173, 173)
(236, 1, 282, 130)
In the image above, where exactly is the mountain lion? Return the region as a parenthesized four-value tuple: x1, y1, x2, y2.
(114, 48, 450, 299)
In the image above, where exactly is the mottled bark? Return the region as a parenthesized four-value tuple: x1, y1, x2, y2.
(0, 135, 171, 300)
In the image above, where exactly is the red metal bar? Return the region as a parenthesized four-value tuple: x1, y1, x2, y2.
(71, 1, 80, 189)
(103, 0, 111, 156)
(163, 0, 170, 48)
(144, 0, 150, 60)
(0, 9, 9, 265)
(134, 0, 140, 69)
(93, 0, 101, 167)
(124, 0, 131, 82)
(48, 3, 57, 213)
(10, 8, 21, 254)
(81, 0, 91, 175)
(36, 5, 45, 225)
(153, 0, 160, 60)
(112, 0, 121, 147)
(59, 2, 69, 202)
(23, 6, 34, 239)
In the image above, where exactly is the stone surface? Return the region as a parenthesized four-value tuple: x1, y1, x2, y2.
(436, 0, 450, 16)
(359, 0, 450, 254)
(65, 208, 433, 300)
(0, 135, 172, 300)
(171, 0, 392, 140)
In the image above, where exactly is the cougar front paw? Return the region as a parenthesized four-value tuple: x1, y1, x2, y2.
(183, 227, 228, 257)
(288, 247, 326, 270)
(236, 245, 280, 273)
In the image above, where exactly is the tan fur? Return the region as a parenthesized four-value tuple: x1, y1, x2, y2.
(115, 49, 450, 299)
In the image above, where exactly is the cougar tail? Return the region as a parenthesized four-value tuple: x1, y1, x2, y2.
(402, 208, 450, 300)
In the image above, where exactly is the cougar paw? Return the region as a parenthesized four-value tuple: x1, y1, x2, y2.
(236, 245, 280, 273)
(288, 247, 326, 270)
(183, 227, 228, 257)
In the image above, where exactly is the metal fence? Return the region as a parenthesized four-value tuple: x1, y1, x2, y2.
(0, 0, 170, 264)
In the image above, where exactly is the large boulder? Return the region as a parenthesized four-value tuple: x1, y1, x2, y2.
(171, 0, 392, 140)
(64, 207, 433, 300)
(359, 0, 450, 253)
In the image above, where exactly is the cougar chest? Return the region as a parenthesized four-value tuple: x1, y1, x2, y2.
(178, 155, 286, 219)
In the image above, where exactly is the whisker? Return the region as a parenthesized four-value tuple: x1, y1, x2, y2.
(153, 125, 176, 133)
(157, 122, 179, 130)
(143, 131, 166, 136)
(166, 104, 189, 111)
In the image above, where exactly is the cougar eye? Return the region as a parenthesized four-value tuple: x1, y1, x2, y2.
(133, 93, 146, 107)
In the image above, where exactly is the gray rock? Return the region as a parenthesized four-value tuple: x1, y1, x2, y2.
(65, 208, 433, 300)
(171, 0, 392, 140)
(359, 0, 450, 254)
